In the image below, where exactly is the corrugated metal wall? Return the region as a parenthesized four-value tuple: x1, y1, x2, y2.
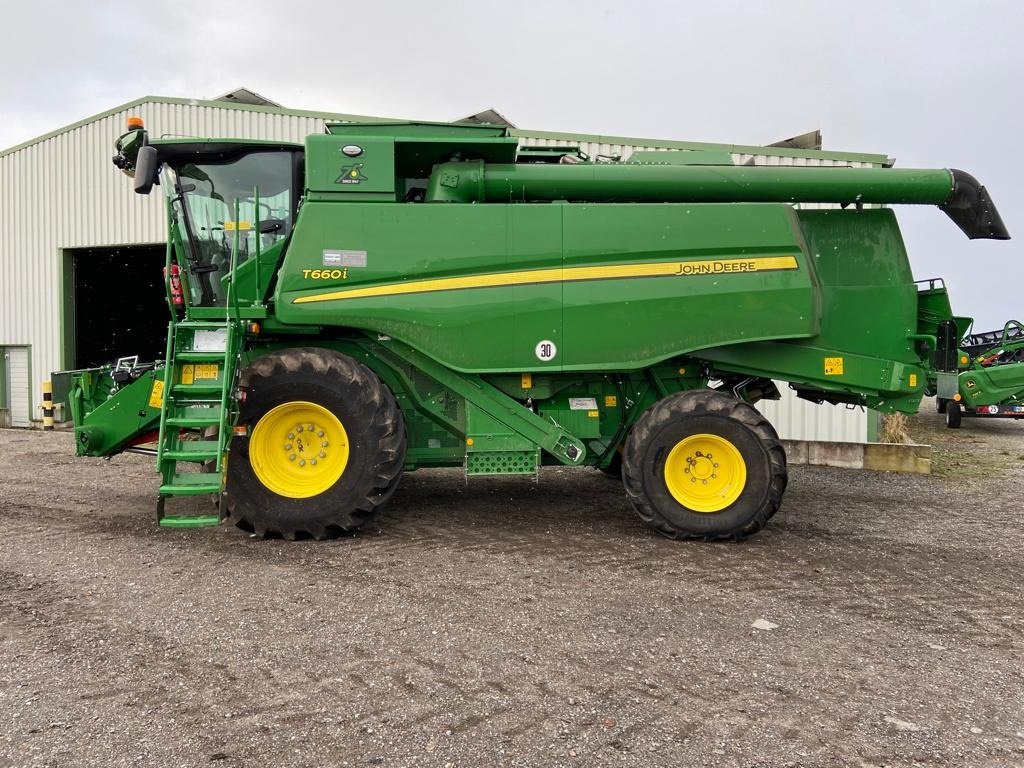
(0, 100, 872, 440)
(756, 384, 868, 443)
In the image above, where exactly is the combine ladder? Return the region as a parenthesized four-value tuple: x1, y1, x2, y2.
(152, 196, 263, 527)
(154, 319, 240, 527)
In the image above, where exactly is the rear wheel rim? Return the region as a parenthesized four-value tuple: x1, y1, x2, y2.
(249, 401, 350, 498)
(663, 433, 746, 513)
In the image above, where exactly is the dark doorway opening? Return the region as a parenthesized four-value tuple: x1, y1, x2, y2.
(70, 245, 168, 368)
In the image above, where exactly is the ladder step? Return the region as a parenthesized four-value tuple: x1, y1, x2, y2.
(166, 400, 223, 410)
(158, 515, 222, 529)
(159, 473, 223, 495)
(166, 415, 221, 428)
(176, 320, 230, 330)
(171, 383, 223, 396)
(162, 440, 221, 461)
(175, 351, 225, 363)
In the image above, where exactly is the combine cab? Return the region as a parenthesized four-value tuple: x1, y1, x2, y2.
(60, 117, 1010, 540)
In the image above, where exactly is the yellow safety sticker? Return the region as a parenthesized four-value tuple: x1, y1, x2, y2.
(824, 357, 844, 376)
(223, 220, 252, 232)
(605, 395, 617, 407)
(909, 373, 918, 387)
(180, 365, 195, 385)
(587, 410, 599, 418)
(194, 364, 219, 380)
(521, 373, 533, 389)
(148, 379, 165, 409)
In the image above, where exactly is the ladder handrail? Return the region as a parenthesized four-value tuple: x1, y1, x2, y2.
(214, 321, 237, 474)
(253, 186, 262, 305)
(227, 198, 242, 322)
(161, 207, 177, 319)
(155, 207, 178, 472)
(155, 322, 174, 473)
(216, 198, 245, 473)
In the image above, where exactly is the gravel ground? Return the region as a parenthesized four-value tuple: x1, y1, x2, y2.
(1, 403, 1022, 768)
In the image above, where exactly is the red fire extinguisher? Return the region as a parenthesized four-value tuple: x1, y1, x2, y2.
(164, 263, 185, 317)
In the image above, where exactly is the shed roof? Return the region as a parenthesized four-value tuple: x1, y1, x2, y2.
(0, 93, 890, 165)
(213, 87, 282, 108)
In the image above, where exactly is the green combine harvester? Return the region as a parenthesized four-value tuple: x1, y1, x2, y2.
(62, 117, 1010, 540)
(933, 318, 1024, 428)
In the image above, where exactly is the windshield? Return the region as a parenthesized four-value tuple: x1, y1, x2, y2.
(163, 150, 295, 306)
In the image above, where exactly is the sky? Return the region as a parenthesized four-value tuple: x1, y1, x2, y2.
(2, 0, 1021, 328)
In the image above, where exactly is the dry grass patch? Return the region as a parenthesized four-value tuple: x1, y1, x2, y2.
(878, 413, 910, 444)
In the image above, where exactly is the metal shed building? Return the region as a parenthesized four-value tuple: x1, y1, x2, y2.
(0, 91, 887, 438)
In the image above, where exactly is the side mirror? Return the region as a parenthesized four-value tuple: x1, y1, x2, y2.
(133, 146, 159, 195)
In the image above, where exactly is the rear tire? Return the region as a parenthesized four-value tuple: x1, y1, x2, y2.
(945, 401, 962, 429)
(936, 398, 948, 414)
(225, 348, 406, 539)
(622, 389, 787, 540)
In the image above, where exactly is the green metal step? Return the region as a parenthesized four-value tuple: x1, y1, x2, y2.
(168, 395, 223, 408)
(176, 320, 231, 330)
(158, 472, 222, 496)
(158, 515, 222, 528)
(175, 351, 226, 363)
(162, 440, 221, 461)
(171, 383, 223, 397)
(466, 450, 539, 476)
(165, 412, 222, 428)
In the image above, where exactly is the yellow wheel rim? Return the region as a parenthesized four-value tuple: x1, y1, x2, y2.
(663, 433, 746, 513)
(249, 401, 350, 498)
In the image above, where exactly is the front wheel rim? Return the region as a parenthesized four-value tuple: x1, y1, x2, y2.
(663, 433, 747, 513)
(249, 401, 350, 498)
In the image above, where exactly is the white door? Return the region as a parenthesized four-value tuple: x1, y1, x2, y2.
(5, 347, 31, 428)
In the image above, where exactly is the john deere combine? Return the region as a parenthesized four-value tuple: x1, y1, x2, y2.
(935, 319, 1024, 428)
(63, 118, 1010, 540)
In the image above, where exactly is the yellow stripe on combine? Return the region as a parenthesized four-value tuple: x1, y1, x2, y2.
(292, 255, 799, 304)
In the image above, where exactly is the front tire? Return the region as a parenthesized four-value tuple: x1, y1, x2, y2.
(225, 348, 406, 539)
(936, 398, 948, 414)
(622, 390, 787, 540)
(945, 401, 963, 429)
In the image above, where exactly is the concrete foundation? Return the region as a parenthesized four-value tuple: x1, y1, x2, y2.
(782, 439, 931, 475)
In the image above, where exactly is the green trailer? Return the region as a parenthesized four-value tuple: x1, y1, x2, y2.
(61, 118, 1010, 540)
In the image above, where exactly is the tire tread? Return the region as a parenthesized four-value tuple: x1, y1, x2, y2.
(622, 389, 787, 541)
(226, 347, 406, 539)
